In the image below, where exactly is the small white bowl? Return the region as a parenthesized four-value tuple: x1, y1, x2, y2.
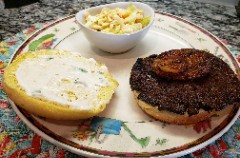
(75, 2, 154, 53)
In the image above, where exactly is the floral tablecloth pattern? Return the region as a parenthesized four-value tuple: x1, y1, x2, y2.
(0, 21, 239, 158)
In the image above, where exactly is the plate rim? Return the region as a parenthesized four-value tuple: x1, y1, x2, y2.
(6, 12, 240, 157)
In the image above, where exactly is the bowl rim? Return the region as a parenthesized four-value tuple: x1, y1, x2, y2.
(75, 2, 155, 37)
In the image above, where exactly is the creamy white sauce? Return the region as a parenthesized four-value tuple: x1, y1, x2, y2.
(16, 54, 110, 110)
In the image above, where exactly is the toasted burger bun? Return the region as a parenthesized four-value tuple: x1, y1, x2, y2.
(130, 49, 239, 125)
(3, 49, 118, 120)
(133, 91, 232, 125)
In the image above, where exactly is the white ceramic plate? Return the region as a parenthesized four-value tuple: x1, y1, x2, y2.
(8, 12, 240, 157)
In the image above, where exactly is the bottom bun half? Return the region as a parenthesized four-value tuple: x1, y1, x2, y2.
(133, 91, 232, 125)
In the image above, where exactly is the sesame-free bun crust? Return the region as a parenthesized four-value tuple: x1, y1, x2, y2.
(3, 50, 118, 120)
(133, 91, 232, 125)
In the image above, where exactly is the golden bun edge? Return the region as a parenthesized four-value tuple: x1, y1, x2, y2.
(133, 91, 232, 125)
(2, 50, 118, 120)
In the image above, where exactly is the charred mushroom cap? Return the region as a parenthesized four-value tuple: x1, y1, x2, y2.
(151, 49, 212, 80)
(130, 48, 240, 116)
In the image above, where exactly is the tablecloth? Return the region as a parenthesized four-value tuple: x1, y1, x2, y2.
(0, 21, 239, 158)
